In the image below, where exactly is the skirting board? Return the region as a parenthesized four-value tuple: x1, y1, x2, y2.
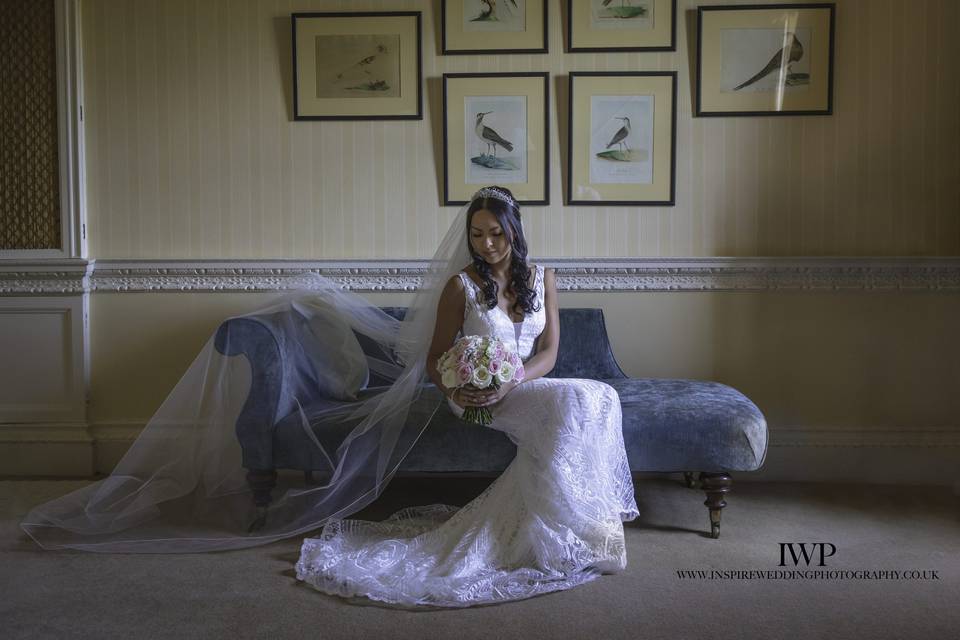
(1, 424, 958, 491)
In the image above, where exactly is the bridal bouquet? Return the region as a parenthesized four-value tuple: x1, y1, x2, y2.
(437, 335, 525, 426)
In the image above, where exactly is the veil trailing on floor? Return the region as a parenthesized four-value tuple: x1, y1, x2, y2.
(20, 200, 483, 553)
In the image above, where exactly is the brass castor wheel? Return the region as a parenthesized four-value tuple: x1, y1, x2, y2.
(710, 522, 720, 539)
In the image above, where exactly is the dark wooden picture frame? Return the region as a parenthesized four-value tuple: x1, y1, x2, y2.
(567, 0, 676, 53)
(696, 3, 835, 117)
(441, 0, 548, 55)
(566, 71, 677, 206)
(292, 11, 422, 120)
(442, 72, 550, 206)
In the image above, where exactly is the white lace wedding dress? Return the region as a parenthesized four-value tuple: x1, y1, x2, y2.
(295, 265, 639, 607)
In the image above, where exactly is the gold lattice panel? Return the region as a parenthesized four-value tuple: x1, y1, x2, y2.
(0, 0, 62, 250)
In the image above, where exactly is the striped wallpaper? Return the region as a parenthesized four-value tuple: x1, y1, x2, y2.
(80, 0, 960, 260)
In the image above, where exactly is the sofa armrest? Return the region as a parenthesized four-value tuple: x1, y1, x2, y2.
(213, 312, 322, 470)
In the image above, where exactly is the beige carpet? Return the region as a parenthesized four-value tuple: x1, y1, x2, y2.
(1, 477, 957, 640)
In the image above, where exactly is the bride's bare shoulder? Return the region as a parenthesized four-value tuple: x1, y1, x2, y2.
(445, 268, 473, 300)
(445, 271, 466, 291)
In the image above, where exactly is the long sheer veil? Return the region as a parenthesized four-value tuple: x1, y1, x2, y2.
(20, 202, 476, 553)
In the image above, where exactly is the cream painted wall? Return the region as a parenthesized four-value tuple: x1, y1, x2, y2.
(76, 0, 960, 477)
(80, 0, 960, 260)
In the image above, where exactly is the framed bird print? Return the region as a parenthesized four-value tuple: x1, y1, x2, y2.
(441, 0, 548, 54)
(567, 0, 676, 52)
(442, 73, 550, 206)
(696, 3, 835, 117)
(292, 12, 422, 120)
(567, 72, 676, 206)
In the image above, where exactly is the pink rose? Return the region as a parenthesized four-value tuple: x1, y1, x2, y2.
(457, 364, 474, 385)
(515, 365, 525, 381)
(488, 360, 501, 374)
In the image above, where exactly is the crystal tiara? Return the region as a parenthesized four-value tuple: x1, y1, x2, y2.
(471, 187, 516, 208)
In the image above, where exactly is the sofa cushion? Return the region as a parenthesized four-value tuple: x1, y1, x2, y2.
(607, 378, 767, 472)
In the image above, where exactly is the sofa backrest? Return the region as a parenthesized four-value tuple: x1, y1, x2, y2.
(370, 306, 627, 381)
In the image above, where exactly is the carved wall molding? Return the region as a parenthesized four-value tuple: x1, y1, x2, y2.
(1, 257, 959, 295)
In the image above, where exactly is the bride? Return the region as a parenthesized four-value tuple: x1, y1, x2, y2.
(295, 186, 638, 607)
(20, 185, 638, 608)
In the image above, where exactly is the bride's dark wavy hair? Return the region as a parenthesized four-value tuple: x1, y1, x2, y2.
(465, 186, 542, 317)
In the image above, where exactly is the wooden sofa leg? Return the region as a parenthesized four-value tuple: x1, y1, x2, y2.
(246, 469, 277, 533)
(683, 471, 697, 488)
(699, 472, 733, 539)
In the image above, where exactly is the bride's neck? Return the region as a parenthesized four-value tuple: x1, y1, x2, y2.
(488, 266, 509, 282)
(484, 257, 512, 282)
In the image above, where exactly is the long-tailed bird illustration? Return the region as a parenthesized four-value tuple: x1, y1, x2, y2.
(602, 0, 633, 7)
(477, 0, 519, 21)
(734, 33, 803, 91)
(475, 112, 514, 157)
(605, 117, 631, 152)
(335, 43, 388, 82)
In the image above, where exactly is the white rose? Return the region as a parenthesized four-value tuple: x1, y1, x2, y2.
(472, 366, 492, 389)
(497, 361, 515, 384)
(442, 368, 458, 389)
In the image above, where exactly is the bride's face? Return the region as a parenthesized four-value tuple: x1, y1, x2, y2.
(469, 209, 511, 265)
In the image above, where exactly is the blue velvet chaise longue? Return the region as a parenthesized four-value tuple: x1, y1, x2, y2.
(214, 306, 768, 539)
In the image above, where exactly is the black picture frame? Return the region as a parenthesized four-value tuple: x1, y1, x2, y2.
(441, 0, 548, 55)
(292, 11, 423, 121)
(442, 72, 550, 206)
(696, 3, 835, 117)
(566, 71, 677, 206)
(566, 0, 677, 53)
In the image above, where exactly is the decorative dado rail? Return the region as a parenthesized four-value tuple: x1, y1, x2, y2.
(1, 257, 959, 294)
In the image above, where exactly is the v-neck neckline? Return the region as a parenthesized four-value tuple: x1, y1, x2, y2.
(461, 270, 530, 324)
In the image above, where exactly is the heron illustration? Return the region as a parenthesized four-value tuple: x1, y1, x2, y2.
(475, 112, 514, 157)
(605, 117, 631, 153)
(734, 33, 803, 91)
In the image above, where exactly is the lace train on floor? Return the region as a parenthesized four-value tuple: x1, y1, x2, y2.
(295, 378, 639, 608)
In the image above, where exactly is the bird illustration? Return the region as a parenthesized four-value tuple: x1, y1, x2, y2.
(335, 43, 388, 82)
(476, 0, 519, 22)
(478, 0, 495, 20)
(475, 112, 514, 157)
(605, 117, 631, 152)
(734, 33, 803, 91)
(602, 0, 632, 7)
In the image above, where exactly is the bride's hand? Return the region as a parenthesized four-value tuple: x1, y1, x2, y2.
(450, 385, 486, 409)
(475, 380, 519, 407)
(450, 383, 512, 408)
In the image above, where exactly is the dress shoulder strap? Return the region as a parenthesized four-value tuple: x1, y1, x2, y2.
(458, 272, 478, 316)
(458, 271, 477, 294)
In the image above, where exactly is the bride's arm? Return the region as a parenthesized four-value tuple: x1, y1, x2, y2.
(426, 275, 466, 400)
(518, 267, 560, 383)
